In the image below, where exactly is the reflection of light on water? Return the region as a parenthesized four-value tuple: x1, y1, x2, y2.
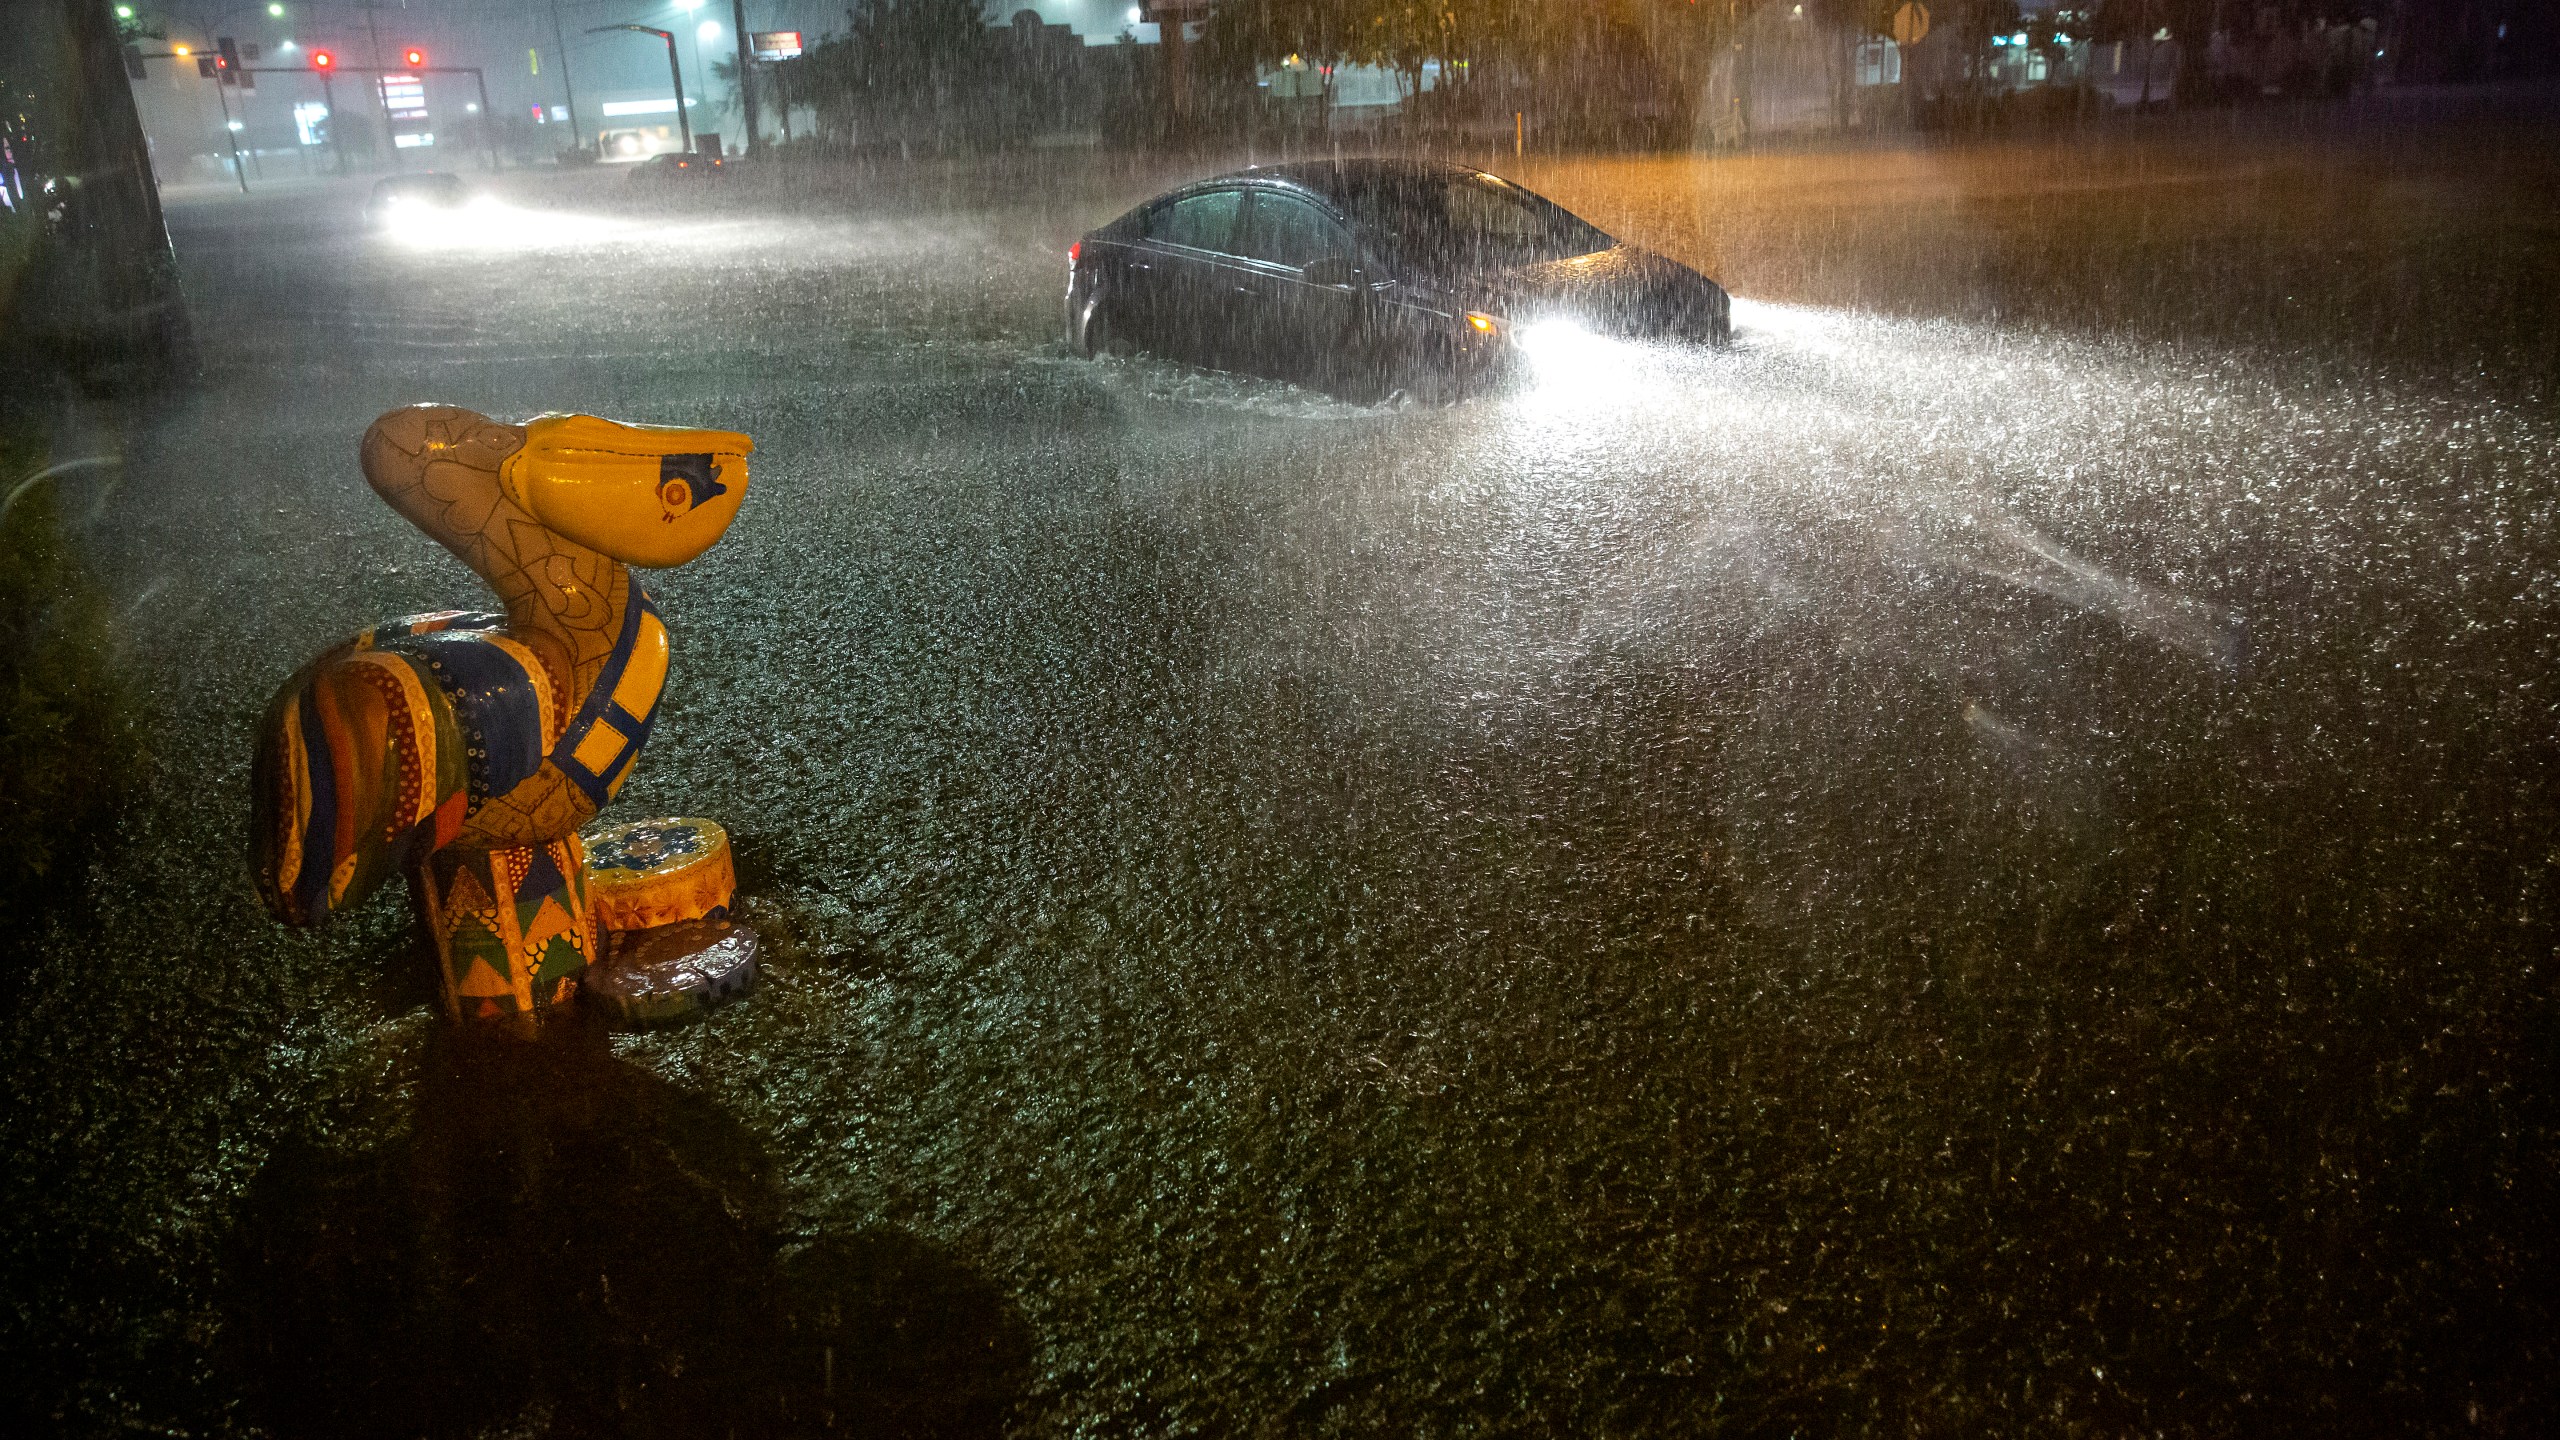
(381, 198, 652, 253)
(1726, 297, 1848, 356)
(1515, 319, 1616, 369)
(1513, 320, 1652, 413)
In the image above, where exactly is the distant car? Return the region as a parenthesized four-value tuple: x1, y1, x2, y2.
(1067, 159, 1731, 401)
(628, 152, 727, 182)
(364, 172, 470, 225)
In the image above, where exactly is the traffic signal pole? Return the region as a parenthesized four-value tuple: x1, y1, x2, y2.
(211, 63, 249, 192)
(588, 25, 689, 155)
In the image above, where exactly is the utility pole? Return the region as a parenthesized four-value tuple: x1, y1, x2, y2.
(549, 0, 584, 148)
(362, 1, 398, 169)
(319, 70, 348, 172)
(471, 67, 498, 170)
(729, 0, 760, 155)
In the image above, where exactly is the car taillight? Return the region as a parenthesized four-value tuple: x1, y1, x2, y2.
(1068, 241, 1081, 270)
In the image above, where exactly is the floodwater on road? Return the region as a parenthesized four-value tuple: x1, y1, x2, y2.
(6, 110, 2556, 1436)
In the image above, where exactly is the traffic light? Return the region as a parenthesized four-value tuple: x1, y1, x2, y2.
(402, 46, 427, 68)
(217, 36, 241, 85)
(310, 49, 335, 71)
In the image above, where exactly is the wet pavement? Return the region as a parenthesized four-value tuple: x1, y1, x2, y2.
(6, 106, 2558, 1435)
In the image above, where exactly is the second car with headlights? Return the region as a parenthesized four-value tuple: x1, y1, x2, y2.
(364, 172, 471, 227)
(1067, 159, 1730, 401)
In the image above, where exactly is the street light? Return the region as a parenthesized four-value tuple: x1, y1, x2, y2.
(587, 22, 692, 155)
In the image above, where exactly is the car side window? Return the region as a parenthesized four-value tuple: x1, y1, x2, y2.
(1239, 193, 1349, 270)
(1156, 190, 1245, 254)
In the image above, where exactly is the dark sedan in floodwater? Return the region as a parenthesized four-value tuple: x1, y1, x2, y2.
(1067, 159, 1730, 401)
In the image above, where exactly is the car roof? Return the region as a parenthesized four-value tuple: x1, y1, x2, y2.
(1223, 158, 1487, 204)
(1132, 159, 1484, 211)
(1095, 158, 1499, 237)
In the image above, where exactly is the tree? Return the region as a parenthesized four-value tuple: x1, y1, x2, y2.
(710, 56, 795, 144)
(787, 0, 1003, 153)
(1205, 0, 1742, 133)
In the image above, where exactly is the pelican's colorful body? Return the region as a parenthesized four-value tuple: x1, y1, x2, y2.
(249, 405, 751, 1020)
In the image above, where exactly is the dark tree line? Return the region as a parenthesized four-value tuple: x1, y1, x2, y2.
(1204, 0, 1741, 114)
(751, 0, 2490, 153)
(771, 0, 1014, 152)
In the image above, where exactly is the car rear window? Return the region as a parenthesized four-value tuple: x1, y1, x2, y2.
(1153, 190, 1244, 254)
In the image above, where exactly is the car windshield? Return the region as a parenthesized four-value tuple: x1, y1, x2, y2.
(1334, 171, 1610, 269)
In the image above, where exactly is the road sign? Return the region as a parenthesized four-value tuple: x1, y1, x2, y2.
(750, 30, 802, 60)
(1892, 2, 1931, 46)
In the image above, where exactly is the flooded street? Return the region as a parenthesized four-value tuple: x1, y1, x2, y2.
(7, 110, 2556, 1434)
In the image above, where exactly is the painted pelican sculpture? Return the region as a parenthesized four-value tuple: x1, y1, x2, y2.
(250, 404, 751, 1020)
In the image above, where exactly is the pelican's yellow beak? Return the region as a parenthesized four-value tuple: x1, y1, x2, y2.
(499, 414, 754, 568)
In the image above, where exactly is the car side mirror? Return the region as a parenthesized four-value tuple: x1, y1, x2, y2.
(1301, 256, 1360, 288)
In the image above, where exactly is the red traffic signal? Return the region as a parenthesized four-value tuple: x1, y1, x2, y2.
(310, 49, 335, 70)
(401, 46, 426, 67)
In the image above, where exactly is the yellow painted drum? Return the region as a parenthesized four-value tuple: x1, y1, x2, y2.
(582, 816, 737, 934)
